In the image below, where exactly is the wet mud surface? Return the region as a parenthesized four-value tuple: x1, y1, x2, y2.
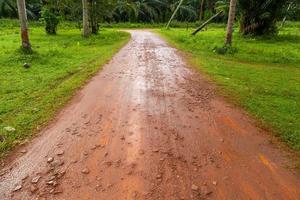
(0, 30, 300, 200)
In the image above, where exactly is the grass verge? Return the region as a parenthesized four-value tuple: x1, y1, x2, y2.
(0, 21, 130, 158)
(157, 23, 300, 151)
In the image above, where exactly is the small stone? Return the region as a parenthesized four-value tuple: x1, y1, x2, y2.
(20, 149, 27, 154)
(120, 135, 125, 140)
(47, 180, 56, 185)
(152, 149, 159, 153)
(48, 175, 56, 181)
(81, 168, 90, 174)
(23, 63, 31, 69)
(212, 181, 217, 186)
(53, 188, 63, 194)
(13, 184, 22, 192)
(220, 138, 224, 142)
(21, 175, 29, 180)
(50, 159, 64, 168)
(47, 157, 54, 163)
(191, 184, 198, 191)
(31, 176, 41, 184)
(56, 150, 64, 156)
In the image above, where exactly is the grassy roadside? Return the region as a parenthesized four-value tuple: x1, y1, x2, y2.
(157, 23, 300, 151)
(0, 21, 130, 158)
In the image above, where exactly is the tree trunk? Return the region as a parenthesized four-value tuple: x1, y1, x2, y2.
(280, 2, 292, 29)
(225, 0, 237, 45)
(199, 0, 205, 21)
(17, 0, 31, 50)
(82, 0, 90, 37)
(166, 0, 184, 29)
(192, 11, 223, 35)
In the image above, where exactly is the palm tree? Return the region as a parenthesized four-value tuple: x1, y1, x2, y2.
(199, 0, 205, 20)
(16, 0, 31, 50)
(225, 0, 237, 45)
(82, 0, 90, 37)
(166, 0, 184, 29)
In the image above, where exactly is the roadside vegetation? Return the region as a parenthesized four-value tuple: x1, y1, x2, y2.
(0, 20, 130, 157)
(158, 21, 300, 151)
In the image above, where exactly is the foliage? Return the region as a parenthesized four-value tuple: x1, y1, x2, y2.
(0, 19, 130, 158)
(40, 7, 60, 34)
(158, 23, 300, 151)
(239, 0, 288, 35)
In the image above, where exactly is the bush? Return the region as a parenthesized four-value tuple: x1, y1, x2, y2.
(40, 7, 60, 35)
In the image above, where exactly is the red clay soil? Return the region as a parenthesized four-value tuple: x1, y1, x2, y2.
(0, 30, 300, 200)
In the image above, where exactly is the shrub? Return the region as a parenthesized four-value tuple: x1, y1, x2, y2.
(40, 7, 60, 35)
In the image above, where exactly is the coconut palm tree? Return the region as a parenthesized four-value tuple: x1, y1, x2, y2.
(225, 0, 237, 45)
(82, 0, 90, 37)
(16, 0, 31, 50)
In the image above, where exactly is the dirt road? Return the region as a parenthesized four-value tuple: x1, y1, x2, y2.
(1, 30, 300, 200)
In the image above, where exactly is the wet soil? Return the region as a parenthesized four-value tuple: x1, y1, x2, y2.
(0, 30, 300, 200)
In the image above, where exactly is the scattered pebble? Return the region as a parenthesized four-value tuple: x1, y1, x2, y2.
(31, 176, 41, 184)
(56, 150, 64, 156)
(13, 184, 22, 192)
(20, 149, 27, 154)
(81, 168, 90, 174)
(47, 157, 54, 163)
(191, 184, 198, 191)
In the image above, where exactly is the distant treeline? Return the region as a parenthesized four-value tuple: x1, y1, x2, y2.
(1, 0, 300, 22)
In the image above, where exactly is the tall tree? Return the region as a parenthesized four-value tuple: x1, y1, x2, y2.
(225, 0, 237, 45)
(82, 0, 90, 37)
(166, 0, 184, 29)
(199, 0, 205, 20)
(17, 0, 31, 50)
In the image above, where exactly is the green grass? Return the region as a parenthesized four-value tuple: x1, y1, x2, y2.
(157, 22, 300, 151)
(0, 20, 130, 158)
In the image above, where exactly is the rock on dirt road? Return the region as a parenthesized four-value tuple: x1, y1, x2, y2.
(0, 30, 300, 200)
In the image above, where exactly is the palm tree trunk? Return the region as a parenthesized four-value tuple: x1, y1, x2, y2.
(166, 0, 184, 29)
(225, 0, 237, 45)
(199, 0, 205, 21)
(82, 0, 90, 37)
(192, 11, 223, 35)
(17, 0, 31, 50)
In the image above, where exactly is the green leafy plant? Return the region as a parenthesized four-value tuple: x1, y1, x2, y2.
(40, 7, 60, 35)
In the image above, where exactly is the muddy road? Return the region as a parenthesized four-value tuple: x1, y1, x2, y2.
(1, 30, 300, 200)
